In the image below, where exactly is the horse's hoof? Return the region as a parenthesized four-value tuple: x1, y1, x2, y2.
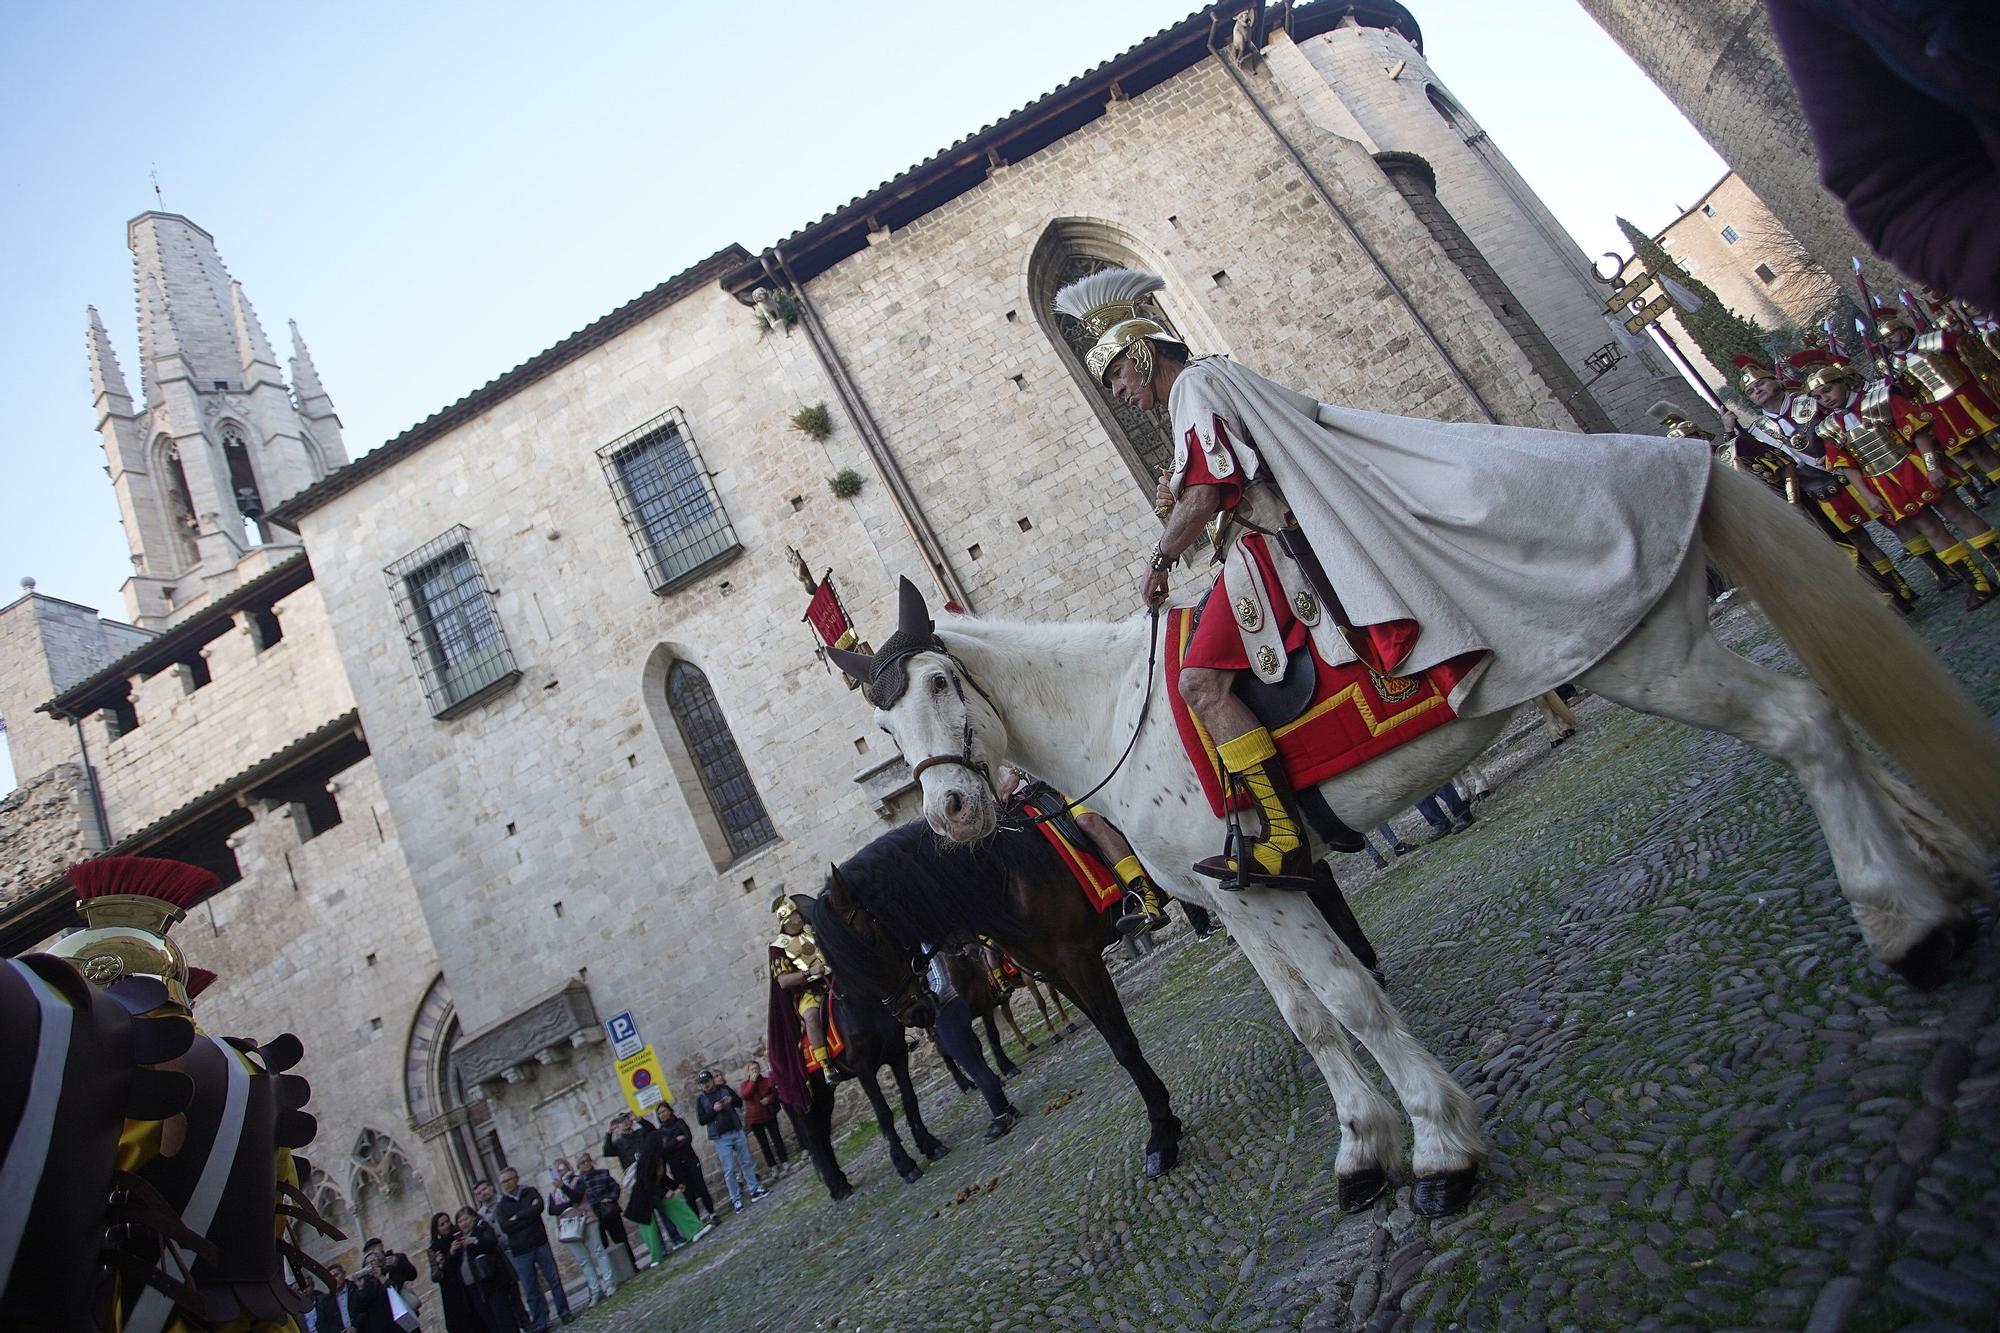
(900, 1165, 924, 1184)
(1948, 917, 1980, 959)
(1890, 920, 1971, 991)
(1337, 1168, 1389, 1213)
(1000, 1065, 1021, 1079)
(1144, 1144, 1178, 1179)
(924, 1143, 950, 1161)
(1413, 1167, 1480, 1217)
(829, 1180, 854, 1201)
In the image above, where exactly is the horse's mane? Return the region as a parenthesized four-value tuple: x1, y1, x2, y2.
(818, 821, 1048, 964)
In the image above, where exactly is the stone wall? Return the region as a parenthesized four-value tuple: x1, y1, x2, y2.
(0, 765, 90, 908)
(1293, 24, 1704, 431)
(0, 591, 151, 788)
(179, 750, 455, 1260)
(87, 578, 357, 839)
(1573, 0, 1901, 297)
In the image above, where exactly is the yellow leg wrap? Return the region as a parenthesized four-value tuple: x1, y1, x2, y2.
(1987, 466, 2000, 484)
(1840, 543, 1860, 567)
(1902, 536, 1933, 556)
(1970, 528, 1998, 551)
(1942, 543, 1995, 593)
(1113, 854, 1146, 889)
(812, 1045, 831, 1066)
(1217, 727, 1300, 875)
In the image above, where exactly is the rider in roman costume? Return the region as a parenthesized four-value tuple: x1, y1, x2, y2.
(1876, 307, 2000, 498)
(1805, 357, 1999, 611)
(1051, 268, 1711, 890)
(770, 895, 833, 1069)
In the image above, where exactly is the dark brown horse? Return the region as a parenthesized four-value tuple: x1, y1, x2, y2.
(808, 821, 1185, 1177)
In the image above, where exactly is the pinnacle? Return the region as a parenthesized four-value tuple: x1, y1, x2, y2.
(229, 279, 278, 369)
(289, 319, 330, 406)
(88, 304, 133, 407)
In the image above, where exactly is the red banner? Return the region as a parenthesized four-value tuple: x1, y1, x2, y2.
(804, 578, 852, 648)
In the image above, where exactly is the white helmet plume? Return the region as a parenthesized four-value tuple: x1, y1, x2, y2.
(1052, 267, 1165, 336)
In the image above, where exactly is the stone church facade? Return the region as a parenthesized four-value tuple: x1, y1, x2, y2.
(1, 0, 1705, 1263)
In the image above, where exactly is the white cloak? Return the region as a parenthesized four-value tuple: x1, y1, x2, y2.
(1167, 356, 1713, 717)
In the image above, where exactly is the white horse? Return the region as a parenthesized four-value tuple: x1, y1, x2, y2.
(843, 462, 1998, 1217)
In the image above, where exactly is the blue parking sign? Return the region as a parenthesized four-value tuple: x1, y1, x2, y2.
(606, 1010, 642, 1058)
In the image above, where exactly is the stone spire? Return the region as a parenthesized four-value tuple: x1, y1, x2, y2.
(288, 320, 328, 406)
(229, 279, 279, 379)
(86, 305, 134, 419)
(287, 320, 345, 461)
(128, 213, 242, 395)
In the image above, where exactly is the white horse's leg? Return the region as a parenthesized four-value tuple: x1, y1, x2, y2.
(1212, 899, 1403, 1211)
(1240, 892, 1496, 1200)
(1225, 893, 1485, 1215)
(1579, 549, 1983, 985)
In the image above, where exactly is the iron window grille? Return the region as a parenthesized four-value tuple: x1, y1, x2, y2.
(385, 526, 519, 718)
(667, 661, 777, 858)
(598, 409, 740, 593)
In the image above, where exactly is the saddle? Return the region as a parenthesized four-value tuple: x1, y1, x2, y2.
(1190, 587, 1317, 730)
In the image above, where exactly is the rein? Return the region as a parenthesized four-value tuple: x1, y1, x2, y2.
(901, 603, 1162, 831)
(1002, 602, 1162, 832)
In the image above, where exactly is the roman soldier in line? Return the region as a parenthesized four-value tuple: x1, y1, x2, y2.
(1685, 408, 1917, 613)
(770, 896, 835, 1071)
(1806, 360, 1999, 612)
(998, 767, 1172, 934)
(1875, 306, 2000, 500)
(1722, 356, 1926, 606)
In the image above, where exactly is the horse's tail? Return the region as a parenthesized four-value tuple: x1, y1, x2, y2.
(1698, 459, 2000, 846)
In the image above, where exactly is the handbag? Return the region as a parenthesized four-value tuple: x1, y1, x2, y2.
(557, 1214, 586, 1243)
(472, 1252, 498, 1283)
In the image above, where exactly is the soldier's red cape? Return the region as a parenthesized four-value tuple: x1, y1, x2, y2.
(766, 944, 810, 1110)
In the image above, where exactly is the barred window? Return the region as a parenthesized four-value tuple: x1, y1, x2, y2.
(667, 661, 776, 858)
(386, 527, 519, 718)
(598, 409, 740, 592)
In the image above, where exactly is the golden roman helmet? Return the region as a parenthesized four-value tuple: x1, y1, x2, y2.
(772, 893, 800, 925)
(1805, 362, 1861, 397)
(1874, 307, 1914, 340)
(45, 855, 220, 1011)
(1052, 267, 1180, 385)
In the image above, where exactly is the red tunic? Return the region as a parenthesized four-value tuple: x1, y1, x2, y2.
(1757, 397, 1873, 531)
(1893, 333, 2000, 449)
(1818, 402, 1940, 521)
(1175, 413, 1414, 677)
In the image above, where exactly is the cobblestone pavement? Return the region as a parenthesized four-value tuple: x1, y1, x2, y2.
(571, 571, 1999, 1332)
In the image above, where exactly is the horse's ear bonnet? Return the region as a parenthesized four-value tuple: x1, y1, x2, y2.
(825, 576, 944, 708)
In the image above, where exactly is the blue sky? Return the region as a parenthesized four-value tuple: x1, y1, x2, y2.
(0, 0, 1722, 782)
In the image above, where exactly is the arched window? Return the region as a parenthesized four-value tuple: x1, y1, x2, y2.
(667, 662, 776, 859)
(1027, 220, 1226, 492)
(221, 425, 266, 546)
(157, 436, 200, 570)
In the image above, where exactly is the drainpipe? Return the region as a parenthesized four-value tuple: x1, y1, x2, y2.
(69, 714, 112, 850)
(761, 251, 972, 611)
(1205, 7, 1499, 424)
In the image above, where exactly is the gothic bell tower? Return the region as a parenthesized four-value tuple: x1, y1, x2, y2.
(91, 213, 349, 629)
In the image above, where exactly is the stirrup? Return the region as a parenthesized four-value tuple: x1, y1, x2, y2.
(1192, 816, 1313, 892)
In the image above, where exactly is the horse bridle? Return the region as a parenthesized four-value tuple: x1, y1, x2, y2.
(824, 891, 943, 1024)
(905, 605, 1162, 833)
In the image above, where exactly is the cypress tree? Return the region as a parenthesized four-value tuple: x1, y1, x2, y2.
(1617, 217, 1775, 379)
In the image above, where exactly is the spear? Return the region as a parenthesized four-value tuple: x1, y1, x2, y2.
(1851, 259, 1886, 372)
(1899, 288, 1932, 333)
(1821, 317, 1847, 359)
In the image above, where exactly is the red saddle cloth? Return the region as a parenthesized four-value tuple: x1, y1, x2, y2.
(1164, 606, 1476, 818)
(1016, 800, 1123, 915)
(800, 994, 847, 1074)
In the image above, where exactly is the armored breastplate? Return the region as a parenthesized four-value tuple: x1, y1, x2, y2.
(1900, 337, 1968, 400)
(775, 930, 826, 975)
(1822, 409, 1906, 477)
